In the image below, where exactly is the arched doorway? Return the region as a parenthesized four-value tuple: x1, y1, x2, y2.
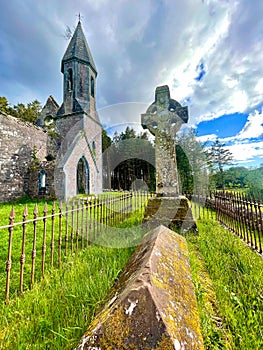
(77, 157, 90, 194)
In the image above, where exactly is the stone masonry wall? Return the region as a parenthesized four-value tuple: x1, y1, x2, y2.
(0, 111, 48, 202)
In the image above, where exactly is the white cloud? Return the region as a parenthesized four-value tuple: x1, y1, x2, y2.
(231, 90, 248, 113)
(196, 134, 217, 143)
(221, 109, 263, 142)
(168, 1, 234, 106)
(236, 109, 263, 139)
(0, 0, 263, 172)
(172, 0, 263, 125)
(227, 141, 263, 163)
(255, 79, 263, 95)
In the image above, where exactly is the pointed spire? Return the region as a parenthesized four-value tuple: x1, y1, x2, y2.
(62, 21, 97, 75)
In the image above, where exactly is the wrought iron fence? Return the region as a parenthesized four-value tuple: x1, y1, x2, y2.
(189, 191, 263, 255)
(2, 190, 262, 302)
(0, 191, 151, 303)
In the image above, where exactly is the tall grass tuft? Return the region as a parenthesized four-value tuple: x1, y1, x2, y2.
(0, 245, 134, 349)
(0, 194, 148, 349)
(187, 217, 263, 349)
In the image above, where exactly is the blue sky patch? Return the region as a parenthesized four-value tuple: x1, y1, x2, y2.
(197, 112, 249, 138)
(195, 62, 206, 82)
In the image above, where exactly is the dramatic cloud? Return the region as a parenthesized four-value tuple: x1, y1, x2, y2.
(177, 0, 263, 125)
(236, 109, 263, 139)
(228, 140, 263, 164)
(0, 0, 262, 166)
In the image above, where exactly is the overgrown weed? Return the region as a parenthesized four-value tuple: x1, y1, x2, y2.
(187, 217, 263, 349)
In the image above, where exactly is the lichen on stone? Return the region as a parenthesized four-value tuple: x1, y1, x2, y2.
(75, 226, 204, 350)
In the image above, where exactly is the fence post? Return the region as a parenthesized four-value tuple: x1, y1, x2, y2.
(65, 202, 69, 255)
(89, 200, 93, 242)
(5, 206, 15, 303)
(243, 194, 250, 244)
(50, 203, 56, 267)
(240, 193, 246, 242)
(19, 205, 28, 295)
(105, 195, 109, 230)
(254, 198, 263, 254)
(95, 197, 99, 237)
(86, 199, 89, 247)
(233, 193, 240, 237)
(31, 204, 38, 287)
(249, 196, 257, 250)
(41, 203, 48, 279)
(81, 199, 85, 250)
(96, 197, 100, 238)
(58, 202, 63, 268)
(99, 197, 103, 236)
(76, 199, 80, 254)
(71, 201, 75, 254)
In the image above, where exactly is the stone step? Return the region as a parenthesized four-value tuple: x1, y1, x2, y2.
(143, 195, 197, 233)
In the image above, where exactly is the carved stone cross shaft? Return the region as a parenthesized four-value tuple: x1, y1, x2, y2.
(141, 85, 188, 196)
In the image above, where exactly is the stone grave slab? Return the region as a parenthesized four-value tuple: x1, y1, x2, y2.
(75, 225, 204, 349)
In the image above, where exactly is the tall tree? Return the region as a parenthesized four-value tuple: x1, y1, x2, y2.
(109, 127, 155, 191)
(223, 166, 249, 188)
(102, 129, 112, 152)
(13, 100, 42, 124)
(176, 129, 209, 194)
(0, 96, 42, 124)
(102, 129, 113, 189)
(246, 166, 263, 199)
(0, 96, 13, 115)
(207, 139, 233, 189)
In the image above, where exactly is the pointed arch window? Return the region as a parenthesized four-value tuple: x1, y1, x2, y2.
(91, 76, 95, 97)
(77, 157, 90, 194)
(68, 69, 73, 91)
(38, 170, 47, 195)
(92, 140, 96, 156)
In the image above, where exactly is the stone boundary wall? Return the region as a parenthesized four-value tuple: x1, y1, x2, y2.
(0, 111, 48, 202)
(76, 225, 204, 349)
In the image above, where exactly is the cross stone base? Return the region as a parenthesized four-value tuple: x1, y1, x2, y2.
(143, 195, 197, 233)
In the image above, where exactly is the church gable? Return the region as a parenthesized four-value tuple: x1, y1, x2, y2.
(37, 95, 59, 127)
(56, 132, 100, 200)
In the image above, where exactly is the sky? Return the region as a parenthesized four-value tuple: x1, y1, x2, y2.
(0, 0, 263, 168)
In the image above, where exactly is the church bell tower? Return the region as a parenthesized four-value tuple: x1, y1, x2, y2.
(57, 20, 98, 117)
(37, 18, 102, 200)
(54, 19, 102, 199)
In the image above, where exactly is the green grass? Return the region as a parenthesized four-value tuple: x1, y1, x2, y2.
(0, 193, 149, 349)
(0, 193, 151, 301)
(1, 195, 262, 349)
(187, 217, 263, 349)
(0, 245, 134, 349)
(0, 199, 61, 300)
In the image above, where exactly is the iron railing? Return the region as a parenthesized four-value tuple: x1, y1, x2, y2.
(2, 190, 262, 302)
(189, 191, 263, 255)
(1, 191, 151, 303)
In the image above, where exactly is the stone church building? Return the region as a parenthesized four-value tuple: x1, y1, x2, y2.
(0, 20, 102, 202)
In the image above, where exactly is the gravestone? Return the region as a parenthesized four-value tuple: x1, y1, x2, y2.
(141, 85, 196, 232)
(75, 225, 204, 349)
(142, 85, 188, 195)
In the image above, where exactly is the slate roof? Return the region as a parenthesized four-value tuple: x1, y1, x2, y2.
(62, 21, 97, 74)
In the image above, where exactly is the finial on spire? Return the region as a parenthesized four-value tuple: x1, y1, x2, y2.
(77, 13, 83, 23)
